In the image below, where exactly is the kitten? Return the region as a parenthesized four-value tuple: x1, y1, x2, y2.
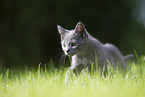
(57, 22, 133, 82)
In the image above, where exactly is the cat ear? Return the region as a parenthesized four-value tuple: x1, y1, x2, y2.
(57, 25, 67, 40)
(74, 22, 87, 38)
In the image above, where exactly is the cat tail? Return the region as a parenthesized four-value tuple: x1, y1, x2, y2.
(124, 54, 134, 61)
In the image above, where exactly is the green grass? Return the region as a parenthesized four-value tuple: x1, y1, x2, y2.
(0, 58, 145, 97)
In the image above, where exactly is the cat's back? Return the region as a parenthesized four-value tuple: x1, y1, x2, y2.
(88, 35, 103, 49)
(103, 43, 123, 57)
(103, 43, 126, 68)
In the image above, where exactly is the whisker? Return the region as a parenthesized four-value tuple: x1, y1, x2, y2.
(55, 52, 64, 63)
(55, 51, 67, 66)
(59, 54, 66, 65)
(62, 54, 66, 66)
(75, 50, 84, 55)
(55, 52, 64, 58)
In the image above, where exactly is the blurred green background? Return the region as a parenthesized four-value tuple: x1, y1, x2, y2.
(0, 0, 145, 68)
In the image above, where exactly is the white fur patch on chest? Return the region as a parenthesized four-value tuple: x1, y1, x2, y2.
(72, 55, 89, 67)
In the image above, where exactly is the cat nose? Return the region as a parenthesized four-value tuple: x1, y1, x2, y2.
(66, 49, 70, 53)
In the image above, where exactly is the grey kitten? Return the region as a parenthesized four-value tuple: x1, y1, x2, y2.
(57, 22, 133, 82)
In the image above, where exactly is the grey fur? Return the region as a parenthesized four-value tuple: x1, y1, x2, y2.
(57, 22, 133, 83)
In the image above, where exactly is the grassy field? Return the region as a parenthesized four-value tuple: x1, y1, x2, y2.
(0, 57, 145, 97)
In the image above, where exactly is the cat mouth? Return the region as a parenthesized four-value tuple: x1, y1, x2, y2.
(66, 52, 76, 56)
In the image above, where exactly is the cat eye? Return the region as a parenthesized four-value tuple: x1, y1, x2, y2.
(63, 44, 66, 47)
(71, 43, 77, 47)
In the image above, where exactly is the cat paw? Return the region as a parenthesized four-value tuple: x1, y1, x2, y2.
(65, 69, 73, 84)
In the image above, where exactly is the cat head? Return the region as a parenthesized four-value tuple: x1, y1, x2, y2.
(57, 22, 89, 56)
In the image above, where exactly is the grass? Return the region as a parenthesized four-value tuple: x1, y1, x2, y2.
(0, 57, 145, 97)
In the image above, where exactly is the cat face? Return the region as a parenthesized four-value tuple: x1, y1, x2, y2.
(57, 22, 88, 56)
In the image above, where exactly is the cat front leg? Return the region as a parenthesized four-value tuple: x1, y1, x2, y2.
(65, 68, 73, 83)
(65, 64, 85, 83)
(72, 64, 85, 75)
